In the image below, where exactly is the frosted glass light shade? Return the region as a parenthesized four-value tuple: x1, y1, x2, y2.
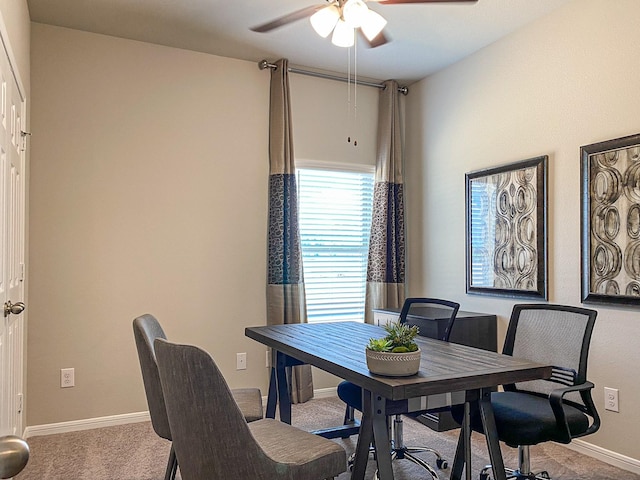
(361, 9, 387, 41)
(342, 0, 369, 28)
(331, 19, 355, 47)
(310, 5, 340, 38)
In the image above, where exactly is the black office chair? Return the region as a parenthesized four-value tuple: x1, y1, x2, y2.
(337, 297, 460, 480)
(133, 314, 264, 480)
(451, 304, 600, 480)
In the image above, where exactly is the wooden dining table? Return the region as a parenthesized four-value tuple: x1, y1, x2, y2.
(245, 321, 552, 480)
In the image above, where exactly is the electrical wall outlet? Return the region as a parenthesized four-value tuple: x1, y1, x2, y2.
(61, 368, 75, 388)
(236, 352, 247, 370)
(604, 387, 619, 412)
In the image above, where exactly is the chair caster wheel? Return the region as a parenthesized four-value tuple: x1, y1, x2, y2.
(347, 453, 355, 472)
(436, 458, 448, 469)
(479, 473, 491, 480)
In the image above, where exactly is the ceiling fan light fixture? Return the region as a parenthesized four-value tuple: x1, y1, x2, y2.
(342, 0, 369, 28)
(310, 4, 340, 38)
(361, 9, 387, 41)
(331, 18, 355, 47)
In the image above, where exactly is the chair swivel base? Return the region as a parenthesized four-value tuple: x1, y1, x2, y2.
(388, 413, 447, 479)
(347, 442, 447, 480)
(479, 444, 552, 480)
(383, 446, 442, 480)
(480, 465, 551, 480)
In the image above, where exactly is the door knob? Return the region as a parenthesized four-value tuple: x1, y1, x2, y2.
(0, 435, 29, 478)
(3, 301, 25, 318)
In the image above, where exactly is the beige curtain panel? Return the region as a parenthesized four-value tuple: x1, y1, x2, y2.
(266, 58, 313, 403)
(365, 79, 406, 323)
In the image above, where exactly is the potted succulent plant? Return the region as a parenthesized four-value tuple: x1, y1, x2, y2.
(365, 320, 422, 376)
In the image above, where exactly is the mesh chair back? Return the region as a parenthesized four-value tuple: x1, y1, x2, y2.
(399, 297, 460, 341)
(132, 314, 172, 441)
(504, 304, 597, 407)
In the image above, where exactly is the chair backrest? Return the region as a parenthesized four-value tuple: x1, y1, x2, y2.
(503, 304, 597, 407)
(132, 314, 171, 441)
(399, 297, 460, 341)
(154, 339, 279, 480)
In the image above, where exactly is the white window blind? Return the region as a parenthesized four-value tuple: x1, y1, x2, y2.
(297, 167, 374, 323)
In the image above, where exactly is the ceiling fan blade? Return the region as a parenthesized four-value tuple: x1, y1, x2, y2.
(373, 0, 476, 4)
(250, 5, 325, 33)
(359, 29, 389, 48)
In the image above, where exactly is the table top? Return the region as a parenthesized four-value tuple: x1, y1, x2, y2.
(245, 321, 551, 401)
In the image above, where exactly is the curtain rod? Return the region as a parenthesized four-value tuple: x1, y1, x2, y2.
(258, 60, 409, 95)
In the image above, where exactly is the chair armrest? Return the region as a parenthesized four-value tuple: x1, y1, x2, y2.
(549, 380, 600, 443)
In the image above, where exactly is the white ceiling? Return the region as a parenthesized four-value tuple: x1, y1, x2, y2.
(26, 0, 570, 84)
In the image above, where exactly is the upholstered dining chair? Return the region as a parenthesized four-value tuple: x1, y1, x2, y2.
(154, 338, 347, 480)
(133, 314, 263, 480)
(451, 304, 600, 480)
(337, 297, 460, 480)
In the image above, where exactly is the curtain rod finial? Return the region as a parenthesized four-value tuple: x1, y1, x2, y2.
(258, 60, 277, 71)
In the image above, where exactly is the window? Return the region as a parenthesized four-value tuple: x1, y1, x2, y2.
(297, 165, 374, 323)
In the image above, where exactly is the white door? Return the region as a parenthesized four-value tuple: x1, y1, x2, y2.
(0, 30, 26, 437)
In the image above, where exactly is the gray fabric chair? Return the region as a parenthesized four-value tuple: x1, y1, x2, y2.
(451, 304, 600, 480)
(133, 314, 263, 480)
(154, 338, 347, 480)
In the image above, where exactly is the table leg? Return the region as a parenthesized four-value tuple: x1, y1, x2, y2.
(275, 351, 292, 424)
(265, 367, 277, 419)
(478, 387, 506, 480)
(372, 394, 394, 480)
(264, 352, 293, 423)
(351, 390, 374, 480)
(266, 351, 312, 425)
(463, 401, 472, 480)
(451, 422, 465, 480)
(450, 400, 472, 480)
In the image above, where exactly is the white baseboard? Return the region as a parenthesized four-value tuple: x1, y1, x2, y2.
(25, 391, 639, 477)
(27, 388, 338, 439)
(565, 438, 640, 475)
(24, 411, 150, 438)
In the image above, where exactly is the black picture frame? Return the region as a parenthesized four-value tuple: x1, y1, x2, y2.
(465, 156, 548, 299)
(581, 133, 640, 305)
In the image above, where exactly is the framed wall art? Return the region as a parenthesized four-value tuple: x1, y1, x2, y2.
(465, 156, 548, 299)
(581, 133, 640, 305)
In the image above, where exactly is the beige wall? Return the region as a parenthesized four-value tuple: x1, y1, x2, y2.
(290, 72, 378, 167)
(28, 23, 378, 426)
(406, 0, 640, 462)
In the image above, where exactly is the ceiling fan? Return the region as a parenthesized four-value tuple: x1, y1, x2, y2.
(251, 0, 477, 48)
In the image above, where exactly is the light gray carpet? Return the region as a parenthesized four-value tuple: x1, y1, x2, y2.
(16, 396, 639, 479)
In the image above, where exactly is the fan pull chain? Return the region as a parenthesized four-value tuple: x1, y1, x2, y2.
(347, 43, 351, 144)
(346, 30, 358, 147)
(353, 35, 358, 147)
